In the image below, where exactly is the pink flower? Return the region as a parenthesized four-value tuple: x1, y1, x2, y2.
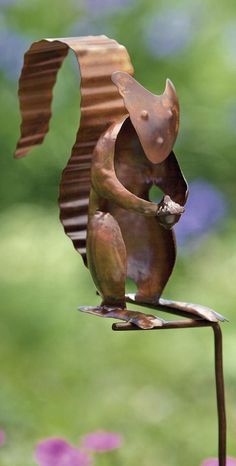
(35, 438, 92, 466)
(0, 430, 5, 447)
(81, 431, 123, 452)
(201, 458, 236, 466)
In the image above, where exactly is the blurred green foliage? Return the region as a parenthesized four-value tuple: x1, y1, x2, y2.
(0, 0, 236, 465)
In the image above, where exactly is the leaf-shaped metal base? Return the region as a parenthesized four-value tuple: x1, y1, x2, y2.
(79, 305, 165, 329)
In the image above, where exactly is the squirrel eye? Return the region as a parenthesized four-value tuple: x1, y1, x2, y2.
(140, 110, 149, 120)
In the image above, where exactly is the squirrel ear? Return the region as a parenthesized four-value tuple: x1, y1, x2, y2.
(111, 71, 135, 97)
(163, 78, 179, 107)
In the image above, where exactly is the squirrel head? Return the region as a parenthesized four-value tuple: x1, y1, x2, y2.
(111, 71, 179, 164)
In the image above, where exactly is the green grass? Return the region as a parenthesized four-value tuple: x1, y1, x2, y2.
(0, 204, 236, 466)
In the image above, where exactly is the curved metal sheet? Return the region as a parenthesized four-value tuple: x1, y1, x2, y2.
(14, 35, 134, 265)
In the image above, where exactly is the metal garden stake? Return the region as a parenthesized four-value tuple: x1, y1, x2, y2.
(14, 35, 227, 466)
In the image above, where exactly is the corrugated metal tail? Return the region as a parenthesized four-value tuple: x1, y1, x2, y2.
(14, 36, 134, 266)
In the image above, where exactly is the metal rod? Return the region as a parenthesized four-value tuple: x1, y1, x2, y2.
(112, 319, 227, 466)
(112, 319, 213, 331)
(212, 323, 226, 466)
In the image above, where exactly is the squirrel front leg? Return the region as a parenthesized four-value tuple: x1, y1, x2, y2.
(90, 119, 160, 217)
(91, 122, 185, 223)
(155, 151, 188, 229)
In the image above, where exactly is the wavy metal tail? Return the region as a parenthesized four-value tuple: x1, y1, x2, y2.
(14, 35, 134, 265)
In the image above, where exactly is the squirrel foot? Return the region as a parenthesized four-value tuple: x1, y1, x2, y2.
(78, 305, 166, 329)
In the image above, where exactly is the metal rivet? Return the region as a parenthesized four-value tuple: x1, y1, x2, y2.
(141, 110, 149, 120)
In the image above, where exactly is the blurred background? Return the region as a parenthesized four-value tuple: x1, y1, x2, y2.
(0, 0, 236, 465)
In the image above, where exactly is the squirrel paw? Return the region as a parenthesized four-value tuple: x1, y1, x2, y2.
(78, 305, 165, 329)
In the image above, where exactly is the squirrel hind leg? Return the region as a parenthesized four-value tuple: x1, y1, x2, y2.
(86, 210, 127, 309)
(80, 210, 165, 329)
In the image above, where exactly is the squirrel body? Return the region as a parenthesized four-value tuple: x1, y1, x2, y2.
(87, 114, 187, 310)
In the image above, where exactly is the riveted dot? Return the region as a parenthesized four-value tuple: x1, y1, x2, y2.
(141, 110, 149, 120)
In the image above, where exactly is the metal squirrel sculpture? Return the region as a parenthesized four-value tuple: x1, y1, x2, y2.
(15, 35, 226, 329)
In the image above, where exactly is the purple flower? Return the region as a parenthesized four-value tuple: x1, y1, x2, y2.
(145, 7, 195, 58)
(35, 438, 91, 466)
(201, 458, 236, 466)
(0, 430, 5, 447)
(81, 431, 123, 452)
(83, 0, 135, 17)
(175, 179, 227, 249)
